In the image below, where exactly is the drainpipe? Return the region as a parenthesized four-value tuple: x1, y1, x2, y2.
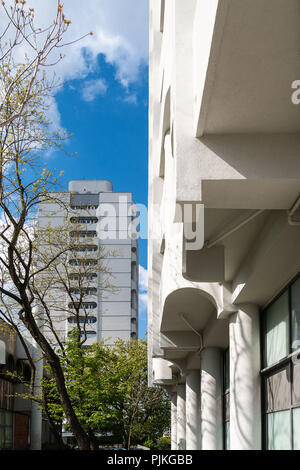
(179, 313, 204, 354)
(205, 210, 264, 249)
(288, 195, 300, 226)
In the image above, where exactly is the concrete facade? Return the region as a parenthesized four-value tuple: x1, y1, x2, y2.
(148, 0, 300, 450)
(38, 180, 139, 347)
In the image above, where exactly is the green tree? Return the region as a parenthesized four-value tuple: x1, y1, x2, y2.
(43, 335, 171, 450)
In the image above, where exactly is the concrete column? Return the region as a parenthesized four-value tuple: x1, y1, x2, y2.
(30, 348, 43, 450)
(186, 370, 201, 450)
(201, 348, 223, 450)
(177, 384, 186, 450)
(229, 304, 261, 450)
(171, 393, 178, 450)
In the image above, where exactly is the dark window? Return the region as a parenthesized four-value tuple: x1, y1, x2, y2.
(69, 259, 98, 266)
(70, 205, 98, 210)
(291, 277, 300, 352)
(68, 302, 97, 310)
(70, 217, 97, 224)
(68, 316, 97, 324)
(68, 330, 97, 338)
(72, 245, 98, 253)
(69, 273, 97, 281)
(70, 288, 97, 295)
(0, 410, 13, 449)
(23, 365, 31, 383)
(70, 231, 97, 238)
(6, 355, 14, 373)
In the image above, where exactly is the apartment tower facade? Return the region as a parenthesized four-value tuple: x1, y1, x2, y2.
(38, 179, 139, 347)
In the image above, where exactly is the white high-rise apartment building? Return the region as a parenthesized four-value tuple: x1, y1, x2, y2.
(38, 179, 138, 346)
(148, 0, 300, 451)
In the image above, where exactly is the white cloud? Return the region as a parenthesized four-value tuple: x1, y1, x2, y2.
(81, 79, 107, 102)
(1, 0, 148, 86)
(124, 94, 137, 105)
(139, 264, 148, 312)
(0, 1, 148, 136)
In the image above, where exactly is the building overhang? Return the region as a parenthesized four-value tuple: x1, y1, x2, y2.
(160, 287, 217, 334)
(194, 0, 300, 137)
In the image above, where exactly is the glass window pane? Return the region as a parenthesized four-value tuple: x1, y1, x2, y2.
(265, 366, 291, 412)
(265, 291, 289, 367)
(293, 408, 300, 450)
(267, 410, 291, 450)
(5, 411, 13, 426)
(0, 427, 5, 449)
(225, 421, 230, 450)
(293, 362, 300, 406)
(291, 277, 300, 352)
(4, 427, 13, 449)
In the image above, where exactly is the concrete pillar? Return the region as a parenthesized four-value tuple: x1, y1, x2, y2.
(177, 384, 186, 450)
(186, 370, 201, 450)
(229, 304, 261, 450)
(201, 347, 223, 450)
(171, 393, 178, 450)
(30, 348, 43, 450)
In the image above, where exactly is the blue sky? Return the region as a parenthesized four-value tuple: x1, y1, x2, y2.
(38, 4, 150, 339)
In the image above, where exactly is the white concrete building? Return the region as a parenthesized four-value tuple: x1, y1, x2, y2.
(38, 179, 139, 346)
(148, 0, 300, 450)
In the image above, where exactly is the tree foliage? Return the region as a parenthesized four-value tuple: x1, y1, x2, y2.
(43, 335, 171, 449)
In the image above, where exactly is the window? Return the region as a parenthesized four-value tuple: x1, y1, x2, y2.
(68, 302, 97, 310)
(70, 288, 97, 295)
(263, 363, 300, 450)
(131, 290, 137, 309)
(70, 217, 97, 224)
(69, 259, 98, 266)
(70, 205, 98, 210)
(264, 291, 289, 367)
(0, 410, 13, 450)
(291, 277, 300, 352)
(68, 316, 97, 324)
(68, 330, 97, 338)
(262, 274, 300, 449)
(72, 245, 98, 253)
(70, 231, 97, 238)
(69, 273, 97, 281)
(83, 331, 97, 338)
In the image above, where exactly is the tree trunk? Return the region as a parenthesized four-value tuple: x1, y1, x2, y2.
(88, 429, 98, 450)
(48, 356, 91, 450)
(23, 314, 91, 450)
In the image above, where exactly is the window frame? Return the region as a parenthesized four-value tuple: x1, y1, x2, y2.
(0, 409, 14, 450)
(261, 272, 300, 450)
